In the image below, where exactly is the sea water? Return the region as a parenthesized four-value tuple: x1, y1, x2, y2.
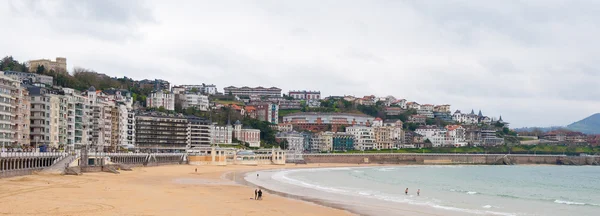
(246, 166, 600, 216)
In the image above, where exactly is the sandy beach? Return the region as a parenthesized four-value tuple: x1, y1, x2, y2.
(0, 164, 357, 216)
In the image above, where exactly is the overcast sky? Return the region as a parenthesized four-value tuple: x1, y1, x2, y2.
(2, 0, 599, 128)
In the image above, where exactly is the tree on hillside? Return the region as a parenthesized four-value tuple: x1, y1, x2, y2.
(36, 65, 45, 74)
(0, 56, 28, 72)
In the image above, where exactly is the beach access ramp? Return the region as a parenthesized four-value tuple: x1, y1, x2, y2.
(39, 154, 77, 175)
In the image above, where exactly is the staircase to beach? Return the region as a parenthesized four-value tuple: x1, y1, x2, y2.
(39, 154, 76, 175)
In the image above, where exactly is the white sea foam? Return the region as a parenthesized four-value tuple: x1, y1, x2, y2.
(554, 200, 586, 205)
(377, 167, 396, 172)
(271, 169, 517, 216)
(483, 205, 493, 209)
(467, 191, 478, 195)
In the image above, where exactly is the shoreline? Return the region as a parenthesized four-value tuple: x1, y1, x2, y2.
(224, 165, 372, 216)
(232, 165, 459, 216)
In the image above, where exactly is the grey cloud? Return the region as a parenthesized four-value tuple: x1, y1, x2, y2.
(8, 0, 155, 41)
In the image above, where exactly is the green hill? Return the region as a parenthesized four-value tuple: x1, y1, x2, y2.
(567, 113, 600, 135)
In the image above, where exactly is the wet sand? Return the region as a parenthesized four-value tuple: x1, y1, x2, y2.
(0, 164, 356, 216)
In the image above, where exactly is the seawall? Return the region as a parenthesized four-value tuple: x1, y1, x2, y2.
(302, 154, 600, 165)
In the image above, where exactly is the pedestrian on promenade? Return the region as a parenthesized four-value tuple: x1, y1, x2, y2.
(258, 189, 263, 200)
(254, 189, 258, 200)
(195, 168, 197, 173)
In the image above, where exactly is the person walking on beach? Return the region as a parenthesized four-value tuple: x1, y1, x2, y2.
(405, 188, 408, 195)
(417, 189, 420, 196)
(254, 189, 258, 200)
(258, 189, 263, 200)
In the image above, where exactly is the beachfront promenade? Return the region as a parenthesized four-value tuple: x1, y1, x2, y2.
(301, 153, 600, 165)
(2, 151, 599, 178)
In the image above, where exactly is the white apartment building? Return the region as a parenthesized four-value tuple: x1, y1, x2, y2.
(288, 90, 321, 100)
(147, 90, 175, 110)
(452, 110, 479, 124)
(117, 103, 135, 148)
(182, 94, 209, 111)
(211, 123, 233, 144)
(276, 131, 304, 155)
(0, 74, 18, 150)
(346, 126, 375, 150)
(446, 125, 467, 147)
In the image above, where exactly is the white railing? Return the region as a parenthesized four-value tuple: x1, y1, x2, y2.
(0, 152, 68, 158)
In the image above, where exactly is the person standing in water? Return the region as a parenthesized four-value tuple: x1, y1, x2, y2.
(257, 173, 259, 179)
(405, 188, 408, 195)
(417, 189, 420, 196)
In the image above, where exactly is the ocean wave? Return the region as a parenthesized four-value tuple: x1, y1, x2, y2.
(377, 167, 396, 172)
(482, 205, 493, 209)
(554, 200, 585, 205)
(271, 170, 518, 216)
(553, 200, 600, 207)
(271, 170, 348, 193)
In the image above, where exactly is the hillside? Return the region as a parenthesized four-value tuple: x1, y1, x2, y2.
(567, 113, 600, 135)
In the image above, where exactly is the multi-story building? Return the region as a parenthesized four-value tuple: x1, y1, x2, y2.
(117, 102, 135, 148)
(434, 104, 451, 113)
(283, 112, 375, 132)
(332, 133, 354, 151)
(407, 115, 427, 124)
(211, 123, 233, 144)
(385, 107, 405, 116)
(452, 110, 479, 124)
(2, 71, 53, 85)
(138, 79, 170, 91)
(187, 116, 212, 148)
(482, 130, 504, 146)
(417, 104, 435, 118)
(63, 88, 91, 150)
(182, 94, 209, 111)
(373, 125, 404, 150)
(255, 103, 279, 124)
(0, 74, 18, 149)
(445, 125, 467, 147)
(110, 106, 120, 151)
(28, 57, 67, 73)
(288, 90, 321, 100)
(13, 85, 30, 148)
(175, 84, 217, 95)
(346, 126, 374, 150)
(84, 87, 115, 151)
(135, 111, 189, 152)
(434, 111, 453, 122)
(276, 131, 304, 155)
(27, 86, 56, 149)
(391, 99, 407, 109)
(147, 90, 175, 110)
(223, 86, 282, 97)
(233, 120, 261, 147)
(310, 132, 334, 152)
(406, 102, 420, 110)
